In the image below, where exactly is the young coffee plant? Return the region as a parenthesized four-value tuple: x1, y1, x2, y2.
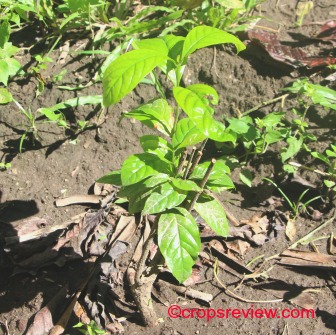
(98, 25, 245, 325)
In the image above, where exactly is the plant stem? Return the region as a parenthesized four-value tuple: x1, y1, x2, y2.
(187, 158, 216, 211)
(176, 148, 188, 175)
(242, 94, 289, 116)
(183, 146, 196, 179)
(187, 150, 203, 177)
(289, 161, 336, 180)
(131, 218, 160, 327)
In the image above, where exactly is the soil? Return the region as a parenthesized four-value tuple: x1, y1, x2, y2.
(1, 1, 336, 335)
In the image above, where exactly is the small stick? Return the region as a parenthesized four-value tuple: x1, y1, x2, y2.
(242, 94, 289, 116)
(199, 139, 208, 152)
(187, 150, 203, 177)
(157, 279, 213, 303)
(176, 148, 188, 176)
(187, 159, 216, 211)
(289, 161, 336, 180)
(213, 259, 283, 303)
(183, 146, 197, 179)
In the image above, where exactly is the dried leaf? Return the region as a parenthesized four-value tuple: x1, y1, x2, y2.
(279, 249, 336, 270)
(26, 286, 68, 335)
(285, 218, 296, 241)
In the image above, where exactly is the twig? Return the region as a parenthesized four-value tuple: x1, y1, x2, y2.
(187, 150, 203, 177)
(187, 159, 216, 211)
(213, 259, 283, 303)
(157, 279, 213, 303)
(289, 161, 336, 180)
(176, 148, 188, 176)
(183, 146, 197, 179)
(242, 94, 289, 116)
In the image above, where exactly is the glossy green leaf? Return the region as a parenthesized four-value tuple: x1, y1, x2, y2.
(181, 25, 246, 61)
(103, 49, 168, 107)
(214, 0, 244, 8)
(0, 60, 9, 86)
(118, 173, 169, 198)
(143, 182, 186, 215)
(0, 20, 10, 48)
(0, 88, 13, 104)
(173, 86, 231, 142)
(123, 99, 174, 136)
(172, 118, 206, 149)
(140, 135, 172, 159)
(194, 195, 229, 237)
(170, 178, 201, 191)
(121, 153, 171, 186)
(158, 207, 201, 283)
(96, 170, 122, 186)
(133, 38, 169, 55)
(187, 84, 219, 106)
(190, 160, 234, 190)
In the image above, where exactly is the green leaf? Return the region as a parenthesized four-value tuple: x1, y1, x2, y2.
(123, 99, 174, 136)
(39, 95, 102, 115)
(214, 0, 244, 8)
(118, 173, 169, 198)
(103, 49, 168, 107)
(0, 60, 9, 86)
(0, 20, 10, 48)
(190, 160, 234, 190)
(187, 84, 219, 106)
(158, 207, 201, 283)
(311, 151, 329, 164)
(0, 87, 13, 104)
(170, 178, 201, 191)
(133, 38, 169, 55)
(181, 25, 246, 61)
(173, 86, 231, 142)
(281, 137, 303, 162)
(96, 170, 122, 186)
(140, 135, 172, 160)
(121, 153, 172, 186)
(324, 180, 335, 188)
(239, 169, 254, 187)
(172, 118, 206, 149)
(194, 195, 229, 237)
(143, 182, 186, 215)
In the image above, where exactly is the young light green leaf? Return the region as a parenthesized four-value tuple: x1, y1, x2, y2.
(281, 137, 303, 162)
(96, 170, 122, 186)
(158, 207, 201, 283)
(170, 178, 201, 191)
(133, 38, 169, 55)
(140, 135, 173, 162)
(38, 95, 102, 115)
(194, 195, 229, 237)
(173, 86, 231, 142)
(172, 118, 206, 149)
(121, 153, 171, 186)
(122, 99, 174, 136)
(181, 25, 246, 61)
(311, 151, 329, 164)
(103, 49, 168, 107)
(0, 87, 13, 104)
(0, 60, 9, 86)
(187, 84, 219, 106)
(142, 182, 186, 215)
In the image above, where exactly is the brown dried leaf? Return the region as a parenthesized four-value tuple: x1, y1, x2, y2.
(285, 218, 296, 241)
(26, 286, 68, 335)
(279, 249, 336, 270)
